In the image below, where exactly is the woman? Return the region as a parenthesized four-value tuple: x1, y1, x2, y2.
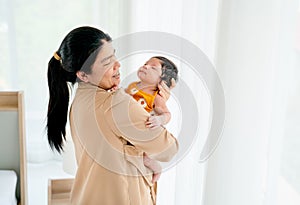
(46, 26, 178, 205)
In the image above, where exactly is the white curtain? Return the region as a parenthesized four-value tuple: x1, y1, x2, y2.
(203, 0, 300, 205)
(1, 0, 299, 204)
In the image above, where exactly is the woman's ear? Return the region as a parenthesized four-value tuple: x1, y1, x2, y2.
(76, 71, 89, 82)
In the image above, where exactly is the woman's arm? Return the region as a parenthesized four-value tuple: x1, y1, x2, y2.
(108, 89, 178, 162)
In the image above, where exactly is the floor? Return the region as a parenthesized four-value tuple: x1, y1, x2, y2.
(27, 161, 300, 205)
(27, 160, 73, 205)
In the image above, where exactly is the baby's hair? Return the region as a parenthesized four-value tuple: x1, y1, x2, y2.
(152, 56, 178, 87)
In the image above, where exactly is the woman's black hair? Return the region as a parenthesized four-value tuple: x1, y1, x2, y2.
(47, 26, 111, 153)
(153, 56, 178, 87)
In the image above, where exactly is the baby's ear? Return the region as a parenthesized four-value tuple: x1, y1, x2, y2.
(76, 71, 89, 82)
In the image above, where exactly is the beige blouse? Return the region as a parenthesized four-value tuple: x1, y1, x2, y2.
(69, 82, 178, 205)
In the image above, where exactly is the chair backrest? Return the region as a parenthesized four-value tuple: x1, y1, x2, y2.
(0, 91, 27, 205)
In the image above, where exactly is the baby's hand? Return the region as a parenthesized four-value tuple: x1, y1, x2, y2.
(146, 115, 165, 129)
(109, 85, 119, 92)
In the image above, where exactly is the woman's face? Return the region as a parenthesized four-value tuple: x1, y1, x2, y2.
(85, 41, 121, 90)
(137, 57, 162, 86)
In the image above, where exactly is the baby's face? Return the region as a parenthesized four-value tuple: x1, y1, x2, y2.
(137, 58, 162, 86)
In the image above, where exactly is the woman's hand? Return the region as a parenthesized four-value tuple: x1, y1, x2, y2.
(158, 79, 176, 101)
(143, 153, 162, 183)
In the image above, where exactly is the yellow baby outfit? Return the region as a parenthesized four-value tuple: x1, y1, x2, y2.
(126, 82, 158, 113)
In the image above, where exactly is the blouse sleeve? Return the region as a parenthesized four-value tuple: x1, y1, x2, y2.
(107, 89, 178, 162)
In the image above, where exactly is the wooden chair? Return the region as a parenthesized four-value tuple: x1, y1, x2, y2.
(48, 178, 74, 205)
(0, 91, 28, 205)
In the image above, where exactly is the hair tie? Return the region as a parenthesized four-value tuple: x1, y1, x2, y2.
(53, 52, 61, 61)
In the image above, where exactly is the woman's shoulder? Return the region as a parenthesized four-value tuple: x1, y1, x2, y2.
(110, 88, 146, 111)
(111, 88, 134, 104)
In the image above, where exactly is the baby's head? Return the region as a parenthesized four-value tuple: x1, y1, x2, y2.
(153, 56, 178, 88)
(138, 56, 178, 88)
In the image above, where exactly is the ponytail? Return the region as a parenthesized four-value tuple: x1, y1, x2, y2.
(47, 56, 75, 153)
(46, 26, 112, 153)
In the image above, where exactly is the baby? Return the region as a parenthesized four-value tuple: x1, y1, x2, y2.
(126, 56, 178, 128)
(126, 56, 178, 183)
